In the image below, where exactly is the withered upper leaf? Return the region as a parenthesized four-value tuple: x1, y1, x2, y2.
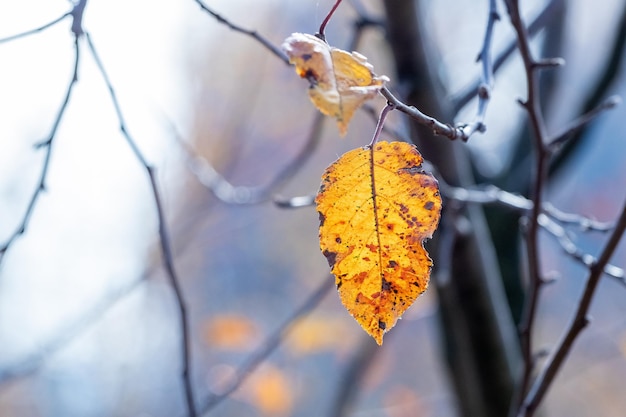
(316, 141, 442, 344)
(282, 33, 389, 136)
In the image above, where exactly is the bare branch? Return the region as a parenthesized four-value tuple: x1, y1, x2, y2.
(460, 0, 500, 137)
(543, 202, 616, 232)
(0, 12, 71, 44)
(547, 95, 621, 153)
(274, 195, 316, 209)
(171, 112, 324, 205)
(317, 0, 344, 41)
(198, 277, 334, 416)
(380, 0, 502, 143)
(84, 33, 197, 417)
(538, 214, 625, 284)
(519, 200, 626, 417)
(451, 0, 565, 114)
(0, 13, 84, 268)
(192, 0, 289, 65)
(504, 0, 557, 409)
(443, 184, 532, 212)
(380, 87, 471, 141)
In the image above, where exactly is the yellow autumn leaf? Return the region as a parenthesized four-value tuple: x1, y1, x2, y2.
(282, 32, 389, 136)
(315, 141, 442, 344)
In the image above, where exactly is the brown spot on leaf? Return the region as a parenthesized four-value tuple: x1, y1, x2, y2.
(424, 201, 435, 210)
(322, 249, 337, 267)
(353, 271, 368, 285)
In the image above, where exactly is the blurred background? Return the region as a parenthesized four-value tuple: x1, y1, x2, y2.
(0, 0, 624, 416)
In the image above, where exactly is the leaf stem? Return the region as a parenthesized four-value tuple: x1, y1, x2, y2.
(368, 102, 396, 147)
(517, 200, 626, 417)
(317, 0, 344, 41)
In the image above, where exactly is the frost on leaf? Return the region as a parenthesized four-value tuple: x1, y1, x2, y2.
(315, 141, 442, 344)
(282, 32, 389, 136)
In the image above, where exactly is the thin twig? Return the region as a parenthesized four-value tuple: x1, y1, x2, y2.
(274, 195, 316, 209)
(177, 12, 378, 206)
(193, 0, 289, 65)
(0, 1, 86, 268)
(198, 277, 334, 416)
(549, 2, 626, 177)
(361, 104, 407, 141)
(442, 184, 533, 212)
(451, 0, 565, 114)
(272, 180, 626, 282)
(538, 214, 625, 284)
(0, 12, 72, 44)
(543, 202, 615, 232)
(194, 0, 474, 144)
(518, 201, 626, 417)
(505, 0, 555, 410)
(380, 87, 471, 141)
(172, 112, 325, 205)
(368, 102, 395, 146)
(84, 33, 197, 417)
(317, 0, 344, 41)
(460, 0, 500, 137)
(436, 176, 625, 283)
(547, 95, 621, 152)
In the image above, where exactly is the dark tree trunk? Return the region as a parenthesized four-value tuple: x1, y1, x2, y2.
(382, 2, 521, 417)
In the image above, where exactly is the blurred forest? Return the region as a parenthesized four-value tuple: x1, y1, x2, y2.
(0, 1, 625, 417)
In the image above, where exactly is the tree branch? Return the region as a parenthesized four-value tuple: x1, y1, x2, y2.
(518, 200, 626, 417)
(84, 33, 197, 417)
(543, 202, 616, 232)
(317, 0, 344, 41)
(0, 0, 87, 268)
(452, 0, 565, 114)
(380, 87, 472, 141)
(504, 0, 556, 409)
(171, 112, 324, 205)
(547, 96, 620, 153)
(193, 0, 289, 65)
(461, 0, 500, 137)
(0, 12, 71, 44)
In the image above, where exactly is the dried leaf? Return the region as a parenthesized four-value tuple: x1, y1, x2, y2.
(316, 141, 441, 344)
(282, 32, 389, 136)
